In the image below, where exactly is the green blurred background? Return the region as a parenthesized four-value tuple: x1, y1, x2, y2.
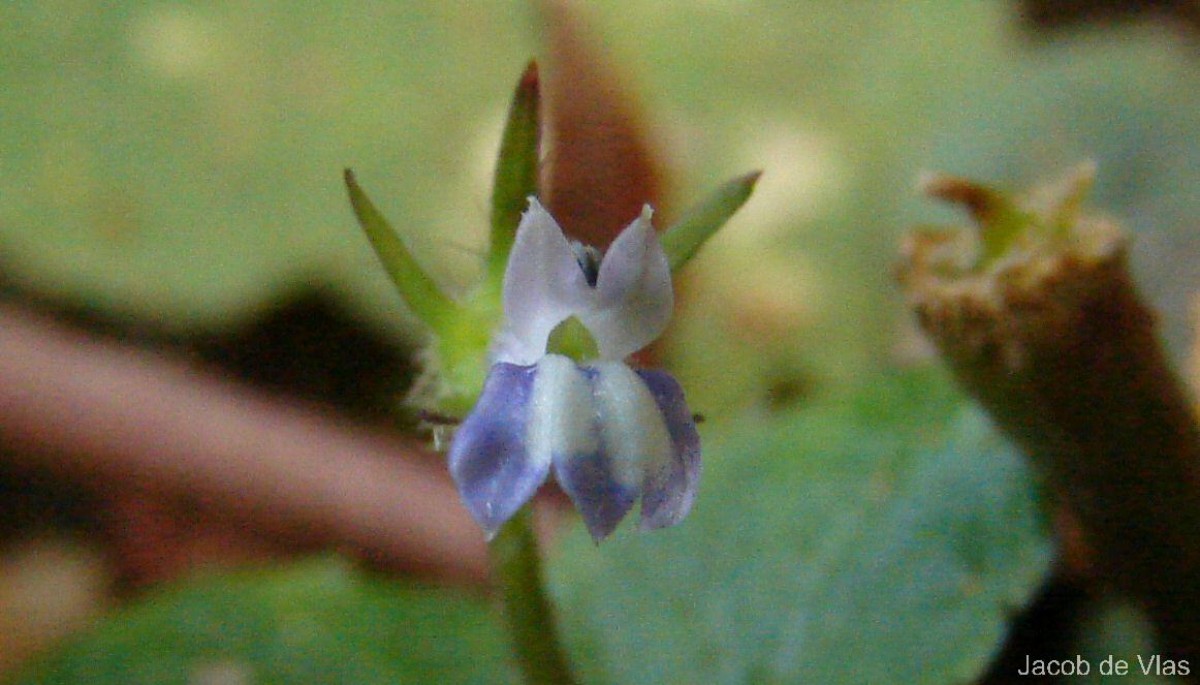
(4, 3, 1199, 682)
(6, 2, 1200, 416)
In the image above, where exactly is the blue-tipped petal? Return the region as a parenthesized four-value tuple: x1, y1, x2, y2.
(555, 450, 639, 543)
(529, 356, 635, 542)
(556, 362, 672, 541)
(635, 369, 701, 530)
(447, 363, 545, 538)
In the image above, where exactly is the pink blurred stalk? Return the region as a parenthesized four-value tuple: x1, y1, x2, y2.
(0, 303, 489, 584)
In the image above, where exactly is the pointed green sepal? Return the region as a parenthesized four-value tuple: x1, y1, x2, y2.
(487, 61, 542, 286)
(661, 171, 761, 272)
(344, 169, 458, 332)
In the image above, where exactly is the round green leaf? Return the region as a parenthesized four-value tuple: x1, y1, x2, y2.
(549, 373, 1053, 685)
(14, 559, 517, 685)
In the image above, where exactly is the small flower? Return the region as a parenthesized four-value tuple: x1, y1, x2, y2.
(448, 198, 701, 541)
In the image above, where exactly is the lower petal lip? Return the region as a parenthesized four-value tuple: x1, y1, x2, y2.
(447, 363, 546, 537)
(554, 450, 640, 542)
(447, 356, 700, 541)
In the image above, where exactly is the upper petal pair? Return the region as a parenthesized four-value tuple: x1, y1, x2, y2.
(495, 199, 673, 365)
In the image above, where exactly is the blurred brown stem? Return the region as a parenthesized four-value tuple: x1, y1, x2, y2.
(901, 182, 1200, 666)
(0, 303, 489, 585)
(538, 0, 668, 249)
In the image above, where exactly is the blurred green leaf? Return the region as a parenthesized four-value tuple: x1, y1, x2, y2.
(14, 559, 516, 685)
(487, 61, 541, 287)
(345, 169, 457, 333)
(0, 4, 539, 332)
(662, 171, 761, 273)
(549, 372, 1052, 685)
(6, 3, 1200, 387)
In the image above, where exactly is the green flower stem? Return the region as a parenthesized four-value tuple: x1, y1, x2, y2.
(490, 507, 579, 685)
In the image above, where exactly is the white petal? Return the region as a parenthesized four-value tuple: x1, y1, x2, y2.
(578, 205, 673, 361)
(590, 362, 672, 490)
(528, 354, 600, 475)
(496, 198, 591, 365)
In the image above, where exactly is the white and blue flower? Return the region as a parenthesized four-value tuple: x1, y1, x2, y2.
(448, 198, 701, 542)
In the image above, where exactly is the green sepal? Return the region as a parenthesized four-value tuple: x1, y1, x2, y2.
(661, 171, 761, 272)
(432, 294, 501, 417)
(344, 169, 459, 333)
(486, 61, 542, 289)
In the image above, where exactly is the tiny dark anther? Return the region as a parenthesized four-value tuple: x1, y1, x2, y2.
(570, 241, 604, 287)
